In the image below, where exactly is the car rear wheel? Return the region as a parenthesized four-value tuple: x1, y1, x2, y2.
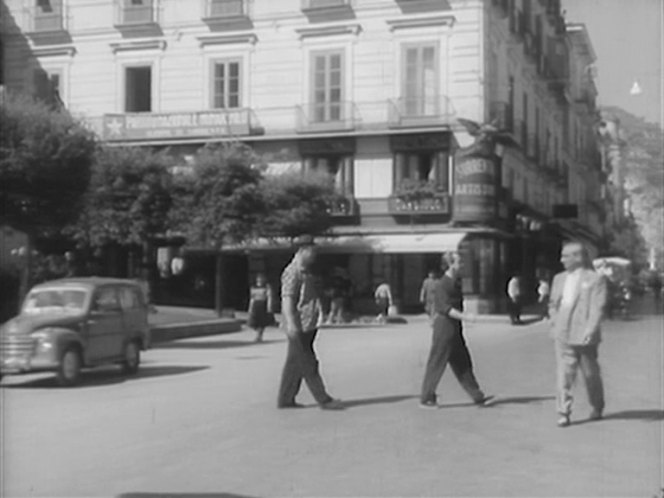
(56, 347, 82, 387)
(122, 340, 140, 375)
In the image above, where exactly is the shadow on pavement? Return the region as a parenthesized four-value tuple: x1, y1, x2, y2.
(439, 395, 555, 409)
(2, 365, 209, 389)
(155, 339, 282, 350)
(343, 394, 416, 408)
(118, 494, 255, 498)
(603, 409, 664, 422)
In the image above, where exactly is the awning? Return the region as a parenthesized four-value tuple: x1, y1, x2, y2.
(318, 232, 468, 254)
(219, 232, 469, 254)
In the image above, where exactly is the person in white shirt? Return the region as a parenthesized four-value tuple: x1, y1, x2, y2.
(537, 271, 551, 320)
(506, 275, 522, 324)
(548, 241, 607, 427)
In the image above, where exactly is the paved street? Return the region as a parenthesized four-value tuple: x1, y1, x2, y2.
(1, 308, 662, 498)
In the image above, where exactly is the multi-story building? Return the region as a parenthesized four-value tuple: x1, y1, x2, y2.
(1, 0, 606, 313)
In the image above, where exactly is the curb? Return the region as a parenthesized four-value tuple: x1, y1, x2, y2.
(150, 319, 243, 344)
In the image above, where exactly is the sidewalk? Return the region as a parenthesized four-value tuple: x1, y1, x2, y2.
(148, 306, 242, 343)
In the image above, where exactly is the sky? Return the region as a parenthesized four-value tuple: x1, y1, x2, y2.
(563, 0, 663, 126)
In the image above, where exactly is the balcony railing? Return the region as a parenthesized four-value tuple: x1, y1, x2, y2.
(296, 101, 358, 133)
(489, 101, 514, 132)
(388, 193, 451, 216)
(301, 0, 353, 10)
(388, 96, 454, 128)
(115, 0, 157, 26)
(26, 4, 67, 33)
(204, 0, 249, 19)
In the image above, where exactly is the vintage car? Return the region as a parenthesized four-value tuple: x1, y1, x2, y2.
(0, 278, 151, 386)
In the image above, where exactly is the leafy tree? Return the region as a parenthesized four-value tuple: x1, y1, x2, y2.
(170, 143, 263, 248)
(256, 171, 343, 239)
(0, 92, 96, 236)
(70, 146, 174, 250)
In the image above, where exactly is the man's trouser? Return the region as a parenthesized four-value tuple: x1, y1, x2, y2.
(555, 341, 605, 415)
(278, 329, 332, 407)
(508, 298, 521, 323)
(421, 316, 485, 404)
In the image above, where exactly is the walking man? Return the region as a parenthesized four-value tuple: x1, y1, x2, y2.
(419, 270, 438, 315)
(277, 235, 343, 410)
(420, 251, 494, 409)
(549, 241, 607, 427)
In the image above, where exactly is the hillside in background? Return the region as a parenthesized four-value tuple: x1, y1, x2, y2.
(601, 106, 664, 267)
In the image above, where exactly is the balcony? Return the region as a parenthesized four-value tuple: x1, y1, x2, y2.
(388, 96, 454, 129)
(25, 3, 67, 33)
(489, 101, 514, 132)
(202, 0, 252, 29)
(296, 101, 358, 133)
(327, 196, 359, 218)
(114, 0, 160, 36)
(301, 0, 354, 21)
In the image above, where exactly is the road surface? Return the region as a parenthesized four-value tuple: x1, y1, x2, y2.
(1, 310, 662, 497)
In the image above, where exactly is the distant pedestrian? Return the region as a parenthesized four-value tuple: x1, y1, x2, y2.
(374, 281, 393, 323)
(549, 241, 607, 427)
(647, 271, 662, 312)
(277, 235, 343, 410)
(419, 251, 494, 409)
(419, 270, 438, 315)
(537, 272, 551, 320)
(506, 275, 522, 324)
(247, 273, 273, 343)
(326, 269, 347, 324)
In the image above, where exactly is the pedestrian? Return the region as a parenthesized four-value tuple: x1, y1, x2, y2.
(647, 271, 662, 312)
(537, 271, 551, 320)
(374, 280, 393, 323)
(548, 240, 607, 427)
(419, 251, 495, 409)
(277, 235, 343, 410)
(326, 268, 346, 324)
(419, 270, 438, 315)
(247, 273, 273, 343)
(506, 274, 522, 324)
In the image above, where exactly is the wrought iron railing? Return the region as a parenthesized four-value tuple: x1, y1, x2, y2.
(388, 96, 454, 128)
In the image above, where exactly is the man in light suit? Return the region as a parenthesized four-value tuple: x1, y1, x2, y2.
(549, 241, 607, 427)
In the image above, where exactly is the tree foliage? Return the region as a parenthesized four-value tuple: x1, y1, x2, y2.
(69, 146, 174, 248)
(0, 92, 97, 235)
(170, 144, 263, 248)
(255, 171, 343, 239)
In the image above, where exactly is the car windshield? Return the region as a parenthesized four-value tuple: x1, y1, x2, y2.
(22, 288, 88, 315)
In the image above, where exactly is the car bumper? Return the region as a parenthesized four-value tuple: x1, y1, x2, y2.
(1, 353, 59, 374)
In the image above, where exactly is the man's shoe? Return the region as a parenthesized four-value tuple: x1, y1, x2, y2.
(419, 400, 439, 409)
(278, 402, 305, 409)
(557, 414, 571, 427)
(589, 409, 603, 421)
(320, 399, 345, 410)
(475, 395, 496, 407)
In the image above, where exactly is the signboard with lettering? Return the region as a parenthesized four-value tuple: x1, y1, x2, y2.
(102, 109, 262, 142)
(452, 156, 499, 222)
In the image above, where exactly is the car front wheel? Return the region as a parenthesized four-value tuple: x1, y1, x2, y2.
(122, 341, 140, 375)
(56, 347, 82, 387)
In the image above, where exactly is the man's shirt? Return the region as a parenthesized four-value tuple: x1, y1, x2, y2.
(561, 269, 582, 308)
(281, 257, 320, 332)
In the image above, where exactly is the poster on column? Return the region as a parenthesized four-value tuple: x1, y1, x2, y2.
(452, 156, 499, 222)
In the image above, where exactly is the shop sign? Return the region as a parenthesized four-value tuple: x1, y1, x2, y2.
(453, 156, 499, 222)
(102, 109, 258, 141)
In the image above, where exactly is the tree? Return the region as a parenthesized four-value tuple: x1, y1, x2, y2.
(0, 92, 96, 236)
(0, 92, 97, 299)
(256, 171, 343, 239)
(71, 146, 174, 249)
(170, 143, 264, 248)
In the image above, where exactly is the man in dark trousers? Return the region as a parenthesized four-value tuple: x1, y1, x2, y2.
(277, 235, 343, 410)
(419, 269, 438, 315)
(420, 251, 494, 409)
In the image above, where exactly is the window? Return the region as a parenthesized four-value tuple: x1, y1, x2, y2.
(212, 60, 241, 109)
(304, 156, 353, 195)
(93, 288, 121, 312)
(121, 0, 154, 24)
(125, 66, 152, 112)
(33, 68, 62, 104)
(119, 287, 144, 310)
(394, 152, 449, 191)
(402, 44, 437, 116)
(311, 51, 344, 123)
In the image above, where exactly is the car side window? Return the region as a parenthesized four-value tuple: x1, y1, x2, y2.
(119, 287, 143, 310)
(92, 287, 121, 312)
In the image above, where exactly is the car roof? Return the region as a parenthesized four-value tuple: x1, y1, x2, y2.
(30, 277, 142, 290)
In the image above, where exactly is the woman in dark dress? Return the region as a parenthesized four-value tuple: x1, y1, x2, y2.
(420, 251, 494, 408)
(248, 273, 273, 343)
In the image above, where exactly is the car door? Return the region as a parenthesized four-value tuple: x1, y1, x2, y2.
(87, 286, 125, 362)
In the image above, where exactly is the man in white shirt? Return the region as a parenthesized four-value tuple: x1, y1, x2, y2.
(548, 241, 607, 427)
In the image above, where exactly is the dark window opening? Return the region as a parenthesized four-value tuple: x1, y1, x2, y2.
(125, 66, 152, 113)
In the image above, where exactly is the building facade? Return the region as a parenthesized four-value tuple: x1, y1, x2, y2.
(1, 0, 607, 313)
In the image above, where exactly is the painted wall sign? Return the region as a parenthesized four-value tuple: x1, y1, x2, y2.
(452, 156, 499, 222)
(102, 109, 261, 141)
